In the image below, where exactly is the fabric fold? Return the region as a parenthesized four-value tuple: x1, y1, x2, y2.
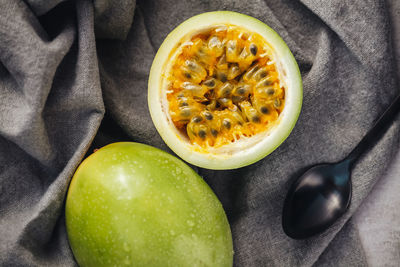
(0, 0, 104, 265)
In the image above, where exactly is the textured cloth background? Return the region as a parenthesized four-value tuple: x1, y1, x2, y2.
(353, 1, 400, 266)
(0, 0, 399, 266)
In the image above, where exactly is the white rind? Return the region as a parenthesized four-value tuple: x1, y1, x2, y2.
(148, 11, 302, 170)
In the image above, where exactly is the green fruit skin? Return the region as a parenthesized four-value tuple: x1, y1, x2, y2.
(66, 142, 233, 267)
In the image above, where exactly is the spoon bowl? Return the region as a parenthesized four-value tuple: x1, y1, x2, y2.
(282, 161, 351, 239)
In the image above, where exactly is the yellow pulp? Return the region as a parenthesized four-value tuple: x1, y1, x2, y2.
(167, 24, 285, 148)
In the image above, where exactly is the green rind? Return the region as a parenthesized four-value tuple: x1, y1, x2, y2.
(148, 11, 302, 170)
(66, 142, 233, 267)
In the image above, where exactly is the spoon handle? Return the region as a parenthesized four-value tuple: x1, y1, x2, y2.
(346, 93, 400, 165)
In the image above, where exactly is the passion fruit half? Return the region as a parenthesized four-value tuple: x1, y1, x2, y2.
(148, 11, 302, 170)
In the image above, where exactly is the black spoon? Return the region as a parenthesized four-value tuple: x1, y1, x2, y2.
(282, 93, 400, 239)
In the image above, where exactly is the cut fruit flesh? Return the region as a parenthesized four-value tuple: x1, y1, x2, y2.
(167, 25, 284, 148)
(148, 11, 302, 170)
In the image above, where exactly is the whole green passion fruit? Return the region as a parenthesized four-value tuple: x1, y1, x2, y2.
(65, 142, 233, 267)
(148, 11, 302, 170)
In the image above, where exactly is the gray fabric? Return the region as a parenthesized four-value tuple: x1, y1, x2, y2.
(352, 1, 400, 266)
(355, 142, 400, 266)
(0, 0, 398, 266)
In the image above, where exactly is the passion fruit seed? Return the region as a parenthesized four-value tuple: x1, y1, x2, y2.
(236, 86, 247, 95)
(223, 119, 232, 129)
(217, 82, 234, 98)
(216, 72, 228, 83)
(256, 78, 271, 88)
(228, 64, 241, 80)
(252, 115, 261, 123)
(192, 115, 203, 123)
(203, 111, 213, 120)
(198, 129, 207, 139)
(249, 44, 258, 55)
(260, 106, 269, 114)
(168, 24, 285, 147)
(253, 69, 268, 81)
(204, 78, 216, 88)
